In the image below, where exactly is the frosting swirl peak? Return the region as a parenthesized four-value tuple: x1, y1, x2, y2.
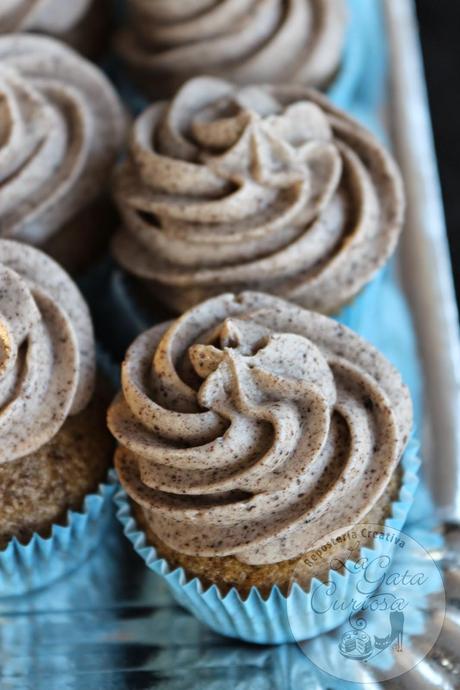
(0, 240, 95, 464)
(113, 77, 405, 314)
(109, 293, 412, 565)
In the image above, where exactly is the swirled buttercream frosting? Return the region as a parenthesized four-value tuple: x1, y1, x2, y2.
(109, 292, 412, 565)
(0, 239, 95, 464)
(117, 0, 347, 95)
(113, 77, 405, 314)
(0, 1, 92, 34)
(0, 34, 125, 246)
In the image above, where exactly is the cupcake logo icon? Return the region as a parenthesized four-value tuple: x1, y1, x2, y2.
(288, 523, 446, 684)
(338, 611, 404, 662)
(339, 629, 374, 661)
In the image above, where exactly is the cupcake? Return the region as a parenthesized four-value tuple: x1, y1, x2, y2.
(116, 0, 347, 99)
(0, 1, 110, 58)
(0, 239, 114, 593)
(0, 34, 125, 275)
(110, 292, 418, 642)
(112, 77, 404, 321)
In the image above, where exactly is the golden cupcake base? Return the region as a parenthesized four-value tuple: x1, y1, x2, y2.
(0, 379, 114, 549)
(133, 470, 401, 598)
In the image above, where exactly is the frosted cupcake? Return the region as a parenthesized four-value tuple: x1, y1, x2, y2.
(109, 292, 415, 610)
(0, 34, 125, 275)
(116, 0, 347, 98)
(0, 240, 115, 596)
(0, 1, 109, 58)
(112, 77, 404, 320)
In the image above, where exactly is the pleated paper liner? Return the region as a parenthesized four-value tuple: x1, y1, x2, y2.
(115, 437, 420, 645)
(0, 472, 117, 598)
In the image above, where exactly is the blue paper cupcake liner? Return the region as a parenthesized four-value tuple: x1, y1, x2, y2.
(334, 267, 387, 336)
(329, 0, 386, 112)
(0, 472, 117, 598)
(112, 0, 386, 117)
(115, 437, 420, 645)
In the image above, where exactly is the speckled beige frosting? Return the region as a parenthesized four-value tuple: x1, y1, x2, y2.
(113, 77, 405, 314)
(0, 239, 95, 464)
(109, 292, 413, 566)
(116, 0, 347, 96)
(0, 1, 92, 34)
(0, 34, 125, 246)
